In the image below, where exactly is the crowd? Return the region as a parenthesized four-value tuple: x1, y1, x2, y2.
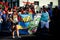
(0, 4, 36, 38)
(0, 2, 60, 38)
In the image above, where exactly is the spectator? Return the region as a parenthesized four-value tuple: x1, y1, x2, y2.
(40, 7, 50, 32)
(52, 6, 60, 35)
(1, 10, 7, 30)
(48, 8, 52, 19)
(2, 10, 7, 22)
(0, 7, 3, 32)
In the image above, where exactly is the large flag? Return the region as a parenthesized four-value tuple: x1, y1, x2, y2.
(18, 13, 41, 34)
(18, 14, 32, 28)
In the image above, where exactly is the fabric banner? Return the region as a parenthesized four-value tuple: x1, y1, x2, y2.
(18, 13, 41, 34)
(28, 13, 41, 34)
(18, 14, 32, 28)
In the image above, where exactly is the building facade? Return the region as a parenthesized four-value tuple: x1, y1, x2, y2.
(0, 0, 59, 8)
(0, 0, 19, 8)
(19, 0, 58, 8)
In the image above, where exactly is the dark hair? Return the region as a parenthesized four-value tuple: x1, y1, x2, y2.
(0, 6, 2, 9)
(36, 11, 39, 13)
(43, 6, 46, 9)
(55, 6, 58, 9)
(43, 8, 47, 13)
(13, 10, 16, 12)
(8, 7, 11, 11)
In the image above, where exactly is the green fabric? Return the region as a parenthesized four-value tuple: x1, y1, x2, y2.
(28, 14, 41, 34)
(28, 17, 40, 31)
(36, 18, 40, 21)
(0, 4, 4, 9)
(28, 17, 40, 27)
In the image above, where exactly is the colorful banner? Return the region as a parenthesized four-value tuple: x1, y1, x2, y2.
(18, 13, 41, 34)
(28, 13, 41, 34)
(18, 14, 32, 28)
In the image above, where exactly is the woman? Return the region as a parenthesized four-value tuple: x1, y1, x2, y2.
(0, 7, 3, 32)
(10, 11, 20, 38)
(7, 8, 13, 32)
(41, 8, 50, 32)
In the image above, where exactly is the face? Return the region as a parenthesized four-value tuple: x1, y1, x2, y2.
(11, 8, 13, 12)
(3, 11, 6, 14)
(14, 11, 17, 15)
(43, 9, 46, 13)
(5, 7, 8, 11)
(29, 8, 31, 11)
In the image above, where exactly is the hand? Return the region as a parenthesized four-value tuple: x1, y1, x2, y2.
(48, 20, 51, 22)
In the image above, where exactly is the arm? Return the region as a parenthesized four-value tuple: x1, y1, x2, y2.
(48, 12, 51, 22)
(10, 18, 14, 23)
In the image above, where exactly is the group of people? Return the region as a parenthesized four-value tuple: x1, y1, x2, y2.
(0, 3, 60, 38)
(0, 4, 35, 38)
